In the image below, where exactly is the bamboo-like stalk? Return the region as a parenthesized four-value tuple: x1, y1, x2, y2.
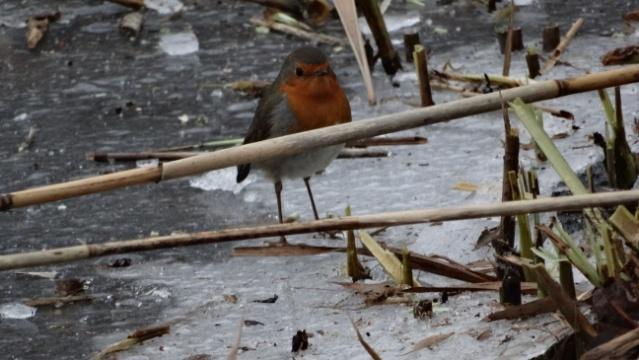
(4, 66, 639, 210)
(3, 190, 639, 270)
(541, 18, 584, 74)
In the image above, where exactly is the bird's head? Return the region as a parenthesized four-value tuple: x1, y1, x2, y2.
(278, 47, 341, 98)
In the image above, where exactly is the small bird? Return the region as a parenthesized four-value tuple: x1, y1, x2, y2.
(236, 46, 351, 243)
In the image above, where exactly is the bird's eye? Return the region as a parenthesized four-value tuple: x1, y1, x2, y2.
(295, 67, 304, 77)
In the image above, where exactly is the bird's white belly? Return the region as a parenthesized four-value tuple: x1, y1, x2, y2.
(256, 144, 344, 181)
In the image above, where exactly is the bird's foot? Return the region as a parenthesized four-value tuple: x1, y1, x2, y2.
(265, 236, 289, 247)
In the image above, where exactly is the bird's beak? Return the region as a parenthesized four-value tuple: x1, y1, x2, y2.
(313, 68, 330, 77)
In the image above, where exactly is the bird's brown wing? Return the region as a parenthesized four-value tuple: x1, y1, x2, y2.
(236, 83, 282, 183)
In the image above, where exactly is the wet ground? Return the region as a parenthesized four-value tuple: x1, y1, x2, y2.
(1, 0, 639, 359)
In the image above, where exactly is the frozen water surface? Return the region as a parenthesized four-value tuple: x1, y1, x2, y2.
(1, 0, 639, 359)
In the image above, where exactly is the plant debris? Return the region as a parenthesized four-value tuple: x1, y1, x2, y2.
(26, 12, 60, 49)
(602, 45, 639, 66)
(94, 323, 170, 359)
(413, 299, 433, 320)
(349, 316, 381, 360)
(291, 329, 309, 352)
(252, 294, 278, 303)
(402, 332, 454, 355)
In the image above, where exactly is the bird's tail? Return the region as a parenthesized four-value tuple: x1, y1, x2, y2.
(236, 164, 251, 183)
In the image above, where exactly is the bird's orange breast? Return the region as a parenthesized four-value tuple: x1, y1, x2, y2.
(280, 76, 351, 133)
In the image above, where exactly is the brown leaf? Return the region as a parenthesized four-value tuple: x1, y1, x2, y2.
(602, 45, 639, 66)
(403, 332, 454, 355)
(223, 294, 238, 304)
(623, 10, 639, 21)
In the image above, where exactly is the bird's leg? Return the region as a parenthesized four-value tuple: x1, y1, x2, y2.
(303, 177, 339, 239)
(303, 177, 320, 221)
(274, 181, 287, 244)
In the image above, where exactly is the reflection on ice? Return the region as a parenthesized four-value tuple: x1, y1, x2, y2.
(159, 31, 199, 56)
(0, 303, 37, 320)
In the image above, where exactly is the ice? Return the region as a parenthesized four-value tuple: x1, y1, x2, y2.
(360, 13, 421, 35)
(13, 113, 27, 122)
(189, 168, 248, 194)
(145, 0, 184, 15)
(159, 31, 199, 56)
(0, 303, 37, 320)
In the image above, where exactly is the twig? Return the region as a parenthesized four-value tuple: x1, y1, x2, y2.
(541, 18, 584, 74)
(106, 0, 144, 9)
(431, 81, 574, 120)
(249, 16, 346, 45)
(3, 190, 639, 270)
(94, 323, 170, 359)
(404, 281, 537, 294)
(581, 326, 639, 360)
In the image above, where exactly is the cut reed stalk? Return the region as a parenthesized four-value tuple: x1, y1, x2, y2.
(3, 66, 639, 210)
(3, 190, 639, 270)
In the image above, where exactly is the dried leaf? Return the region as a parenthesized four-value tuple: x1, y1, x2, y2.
(95, 324, 170, 359)
(349, 315, 382, 360)
(334, 0, 376, 104)
(358, 231, 419, 286)
(623, 10, 639, 22)
(451, 181, 478, 192)
(403, 332, 454, 355)
(223, 294, 238, 304)
(602, 45, 639, 66)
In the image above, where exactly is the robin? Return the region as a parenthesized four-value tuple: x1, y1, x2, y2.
(236, 46, 351, 244)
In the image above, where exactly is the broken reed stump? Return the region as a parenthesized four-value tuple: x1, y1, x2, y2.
(356, 0, 402, 75)
(119, 11, 144, 38)
(403, 32, 420, 63)
(499, 266, 522, 305)
(413, 45, 434, 107)
(526, 51, 541, 78)
(4, 190, 639, 270)
(543, 24, 560, 52)
(497, 27, 524, 54)
(499, 101, 519, 251)
(3, 66, 639, 211)
(487, 0, 496, 13)
(502, 7, 514, 77)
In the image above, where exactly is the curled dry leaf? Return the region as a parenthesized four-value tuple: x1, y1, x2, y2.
(602, 45, 639, 66)
(623, 10, 639, 21)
